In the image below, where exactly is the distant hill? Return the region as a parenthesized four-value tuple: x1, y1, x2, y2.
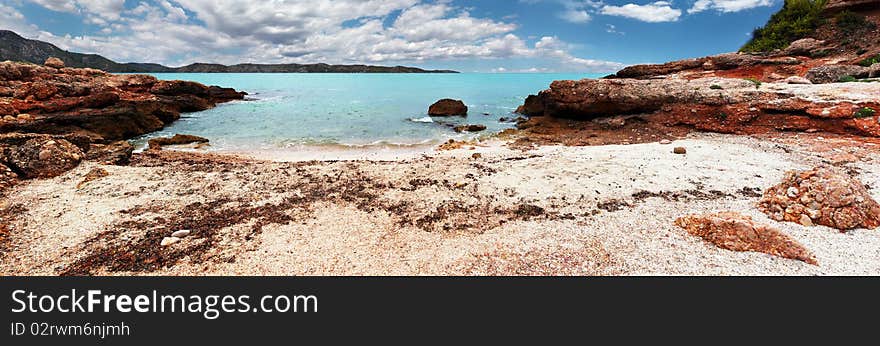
(0, 30, 457, 73)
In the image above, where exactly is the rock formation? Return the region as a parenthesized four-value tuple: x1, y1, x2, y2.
(429, 99, 468, 116)
(0, 58, 245, 190)
(758, 166, 880, 230)
(517, 76, 880, 137)
(453, 124, 487, 133)
(675, 212, 818, 265)
(148, 134, 209, 150)
(0, 60, 245, 141)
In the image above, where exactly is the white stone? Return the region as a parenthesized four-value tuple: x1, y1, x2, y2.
(160, 237, 180, 246)
(171, 230, 191, 238)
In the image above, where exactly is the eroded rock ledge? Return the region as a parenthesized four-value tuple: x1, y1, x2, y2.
(0, 59, 245, 141)
(0, 58, 246, 190)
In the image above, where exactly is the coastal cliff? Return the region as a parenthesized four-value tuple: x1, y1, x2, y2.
(515, 0, 880, 143)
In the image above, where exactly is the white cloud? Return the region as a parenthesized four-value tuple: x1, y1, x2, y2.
(688, 0, 775, 14)
(6, 0, 625, 72)
(559, 9, 591, 23)
(28, 0, 125, 21)
(600, 2, 682, 22)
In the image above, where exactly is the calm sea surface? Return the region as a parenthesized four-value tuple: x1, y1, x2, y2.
(135, 73, 600, 152)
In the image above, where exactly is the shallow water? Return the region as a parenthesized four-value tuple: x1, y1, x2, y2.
(134, 73, 599, 153)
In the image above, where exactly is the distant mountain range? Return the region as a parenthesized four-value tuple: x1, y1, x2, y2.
(0, 30, 458, 73)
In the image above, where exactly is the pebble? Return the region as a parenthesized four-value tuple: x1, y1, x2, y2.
(171, 230, 191, 238)
(160, 237, 181, 246)
(659, 139, 672, 145)
(673, 147, 687, 154)
(799, 215, 814, 227)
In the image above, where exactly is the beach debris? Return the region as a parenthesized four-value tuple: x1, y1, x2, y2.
(454, 124, 487, 133)
(429, 99, 468, 116)
(171, 230, 191, 238)
(758, 166, 880, 230)
(673, 147, 687, 154)
(675, 211, 817, 265)
(8, 137, 83, 178)
(659, 139, 672, 145)
(160, 237, 181, 247)
(76, 167, 109, 189)
(471, 153, 482, 159)
(148, 134, 209, 150)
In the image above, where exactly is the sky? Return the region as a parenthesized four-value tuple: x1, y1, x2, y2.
(0, 0, 785, 73)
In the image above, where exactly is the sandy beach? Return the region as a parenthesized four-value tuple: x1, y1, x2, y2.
(2, 131, 878, 276)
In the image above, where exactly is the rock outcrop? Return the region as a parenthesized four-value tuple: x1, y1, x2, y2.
(758, 166, 880, 231)
(148, 134, 209, 150)
(429, 99, 468, 116)
(0, 60, 245, 190)
(675, 212, 818, 265)
(0, 60, 245, 141)
(453, 124, 487, 133)
(517, 77, 880, 137)
(7, 137, 83, 179)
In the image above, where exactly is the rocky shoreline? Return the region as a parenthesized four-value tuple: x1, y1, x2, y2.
(2, 1, 880, 276)
(1, 58, 245, 189)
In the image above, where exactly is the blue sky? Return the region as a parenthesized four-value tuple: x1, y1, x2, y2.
(0, 0, 783, 72)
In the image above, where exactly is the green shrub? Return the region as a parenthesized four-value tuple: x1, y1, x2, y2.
(744, 78, 762, 89)
(716, 112, 729, 121)
(810, 49, 832, 58)
(854, 107, 876, 118)
(839, 75, 857, 82)
(741, 0, 828, 53)
(836, 10, 876, 35)
(710, 84, 723, 90)
(859, 54, 880, 67)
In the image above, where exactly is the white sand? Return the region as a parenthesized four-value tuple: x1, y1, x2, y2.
(2, 132, 878, 276)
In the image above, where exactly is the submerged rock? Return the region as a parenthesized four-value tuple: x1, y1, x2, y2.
(758, 166, 880, 230)
(429, 99, 468, 116)
(148, 134, 209, 150)
(453, 124, 487, 133)
(675, 212, 817, 265)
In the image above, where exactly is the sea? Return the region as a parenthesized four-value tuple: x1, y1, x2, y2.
(133, 73, 601, 157)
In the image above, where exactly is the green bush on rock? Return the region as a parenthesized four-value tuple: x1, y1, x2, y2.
(741, 0, 827, 53)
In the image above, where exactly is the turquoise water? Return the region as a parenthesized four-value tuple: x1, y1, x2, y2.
(138, 73, 598, 152)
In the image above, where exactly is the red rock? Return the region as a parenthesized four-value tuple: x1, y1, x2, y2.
(0, 61, 244, 142)
(150, 80, 209, 97)
(148, 134, 209, 150)
(85, 140, 133, 165)
(758, 166, 880, 230)
(7, 137, 83, 178)
(453, 124, 487, 133)
(429, 99, 468, 116)
(675, 212, 818, 265)
(517, 77, 880, 138)
(0, 163, 17, 190)
(44, 57, 65, 69)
